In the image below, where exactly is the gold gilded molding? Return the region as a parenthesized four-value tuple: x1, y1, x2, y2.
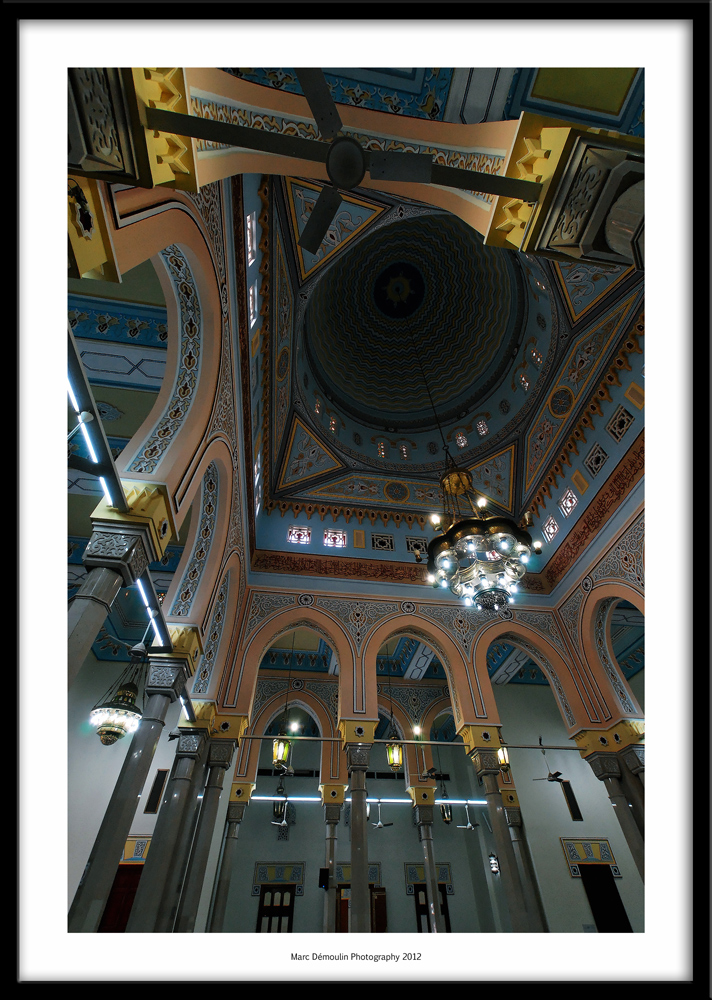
(573, 719, 644, 757)
(338, 719, 377, 745)
(458, 723, 501, 754)
(229, 782, 256, 803)
(132, 67, 198, 191)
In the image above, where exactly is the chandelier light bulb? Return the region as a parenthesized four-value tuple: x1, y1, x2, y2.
(477, 497, 487, 508)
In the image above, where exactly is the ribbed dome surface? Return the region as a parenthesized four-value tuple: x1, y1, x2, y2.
(303, 214, 524, 429)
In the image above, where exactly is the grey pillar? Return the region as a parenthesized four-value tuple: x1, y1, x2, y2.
(472, 751, 529, 933)
(153, 731, 211, 932)
(68, 527, 152, 688)
(208, 801, 247, 933)
(68, 661, 187, 933)
(506, 807, 548, 932)
(174, 740, 236, 933)
(616, 748, 645, 837)
(415, 805, 445, 933)
(125, 728, 209, 932)
(68, 567, 123, 687)
(346, 744, 371, 933)
(323, 803, 341, 933)
(587, 753, 645, 881)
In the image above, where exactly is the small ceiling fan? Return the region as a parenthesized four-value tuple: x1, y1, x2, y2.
(456, 804, 479, 831)
(144, 69, 542, 255)
(534, 738, 565, 782)
(371, 801, 393, 830)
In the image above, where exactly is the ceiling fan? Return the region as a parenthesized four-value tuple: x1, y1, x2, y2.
(456, 804, 479, 831)
(534, 738, 565, 782)
(371, 801, 393, 830)
(143, 69, 542, 255)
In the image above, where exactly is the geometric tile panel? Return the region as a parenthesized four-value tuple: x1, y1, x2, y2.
(605, 404, 636, 442)
(584, 442, 609, 478)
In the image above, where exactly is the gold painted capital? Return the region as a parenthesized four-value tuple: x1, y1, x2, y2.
(319, 784, 349, 806)
(338, 719, 377, 745)
(458, 723, 502, 755)
(131, 67, 198, 191)
(406, 785, 436, 806)
(229, 782, 256, 803)
(499, 786, 520, 808)
(91, 481, 176, 560)
(209, 714, 250, 741)
(165, 624, 203, 677)
(573, 719, 645, 758)
(68, 175, 120, 282)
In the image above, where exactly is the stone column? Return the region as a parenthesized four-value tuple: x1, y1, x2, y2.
(345, 744, 371, 933)
(616, 747, 645, 837)
(587, 752, 644, 881)
(174, 740, 236, 933)
(471, 750, 529, 933)
(68, 524, 154, 687)
(415, 805, 445, 933)
(67, 660, 187, 932)
(323, 803, 342, 933)
(208, 799, 248, 933)
(506, 807, 548, 932)
(125, 727, 209, 932)
(153, 732, 211, 932)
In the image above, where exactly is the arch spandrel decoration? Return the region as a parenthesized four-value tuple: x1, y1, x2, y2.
(579, 583, 644, 720)
(126, 244, 204, 475)
(168, 461, 219, 618)
(191, 567, 229, 696)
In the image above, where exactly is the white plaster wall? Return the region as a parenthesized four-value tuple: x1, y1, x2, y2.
(492, 681, 645, 932)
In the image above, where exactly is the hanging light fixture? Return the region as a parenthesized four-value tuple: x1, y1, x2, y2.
(417, 447, 542, 610)
(272, 630, 296, 770)
(89, 638, 148, 746)
(384, 649, 403, 772)
(497, 735, 510, 773)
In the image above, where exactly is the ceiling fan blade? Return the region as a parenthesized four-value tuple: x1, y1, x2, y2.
(430, 162, 543, 203)
(382, 822, 394, 827)
(144, 107, 329, 165)
(295, 69, 343, 140)
(298, 184, 343, 254)
(368, 150, 432, 184)
(551, 772, 563, 779)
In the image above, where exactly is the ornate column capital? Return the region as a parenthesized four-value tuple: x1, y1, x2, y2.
(82, 527, 151, 586)
(145, 660, 188, 701)
(620, 745, 645, 775)
(573, 720, 645, 757)
(414, 805, 434, 826)
(324, 803, 342, 824)
(344, 744, 371, 772)
(505, 807, 522, 828)
(407, 786, 436, 807)
(208, 740, 236, 769)
(173, 727, 210, 760)
(586, 751, 622, 781)
(226, 802, 247, 824)
(470, 749, 501, 778)
(151, 625, 203, 684)
(338, 719, 378, 744)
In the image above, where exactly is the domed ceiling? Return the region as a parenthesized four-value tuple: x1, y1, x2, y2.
(302, 214, 525, 431)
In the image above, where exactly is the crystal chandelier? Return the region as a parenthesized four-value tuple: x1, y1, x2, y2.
(417, 449, 542, 610)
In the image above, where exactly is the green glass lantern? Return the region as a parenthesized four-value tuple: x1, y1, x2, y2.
(385, 741, 403, 772)
(272, 733, 291, 769)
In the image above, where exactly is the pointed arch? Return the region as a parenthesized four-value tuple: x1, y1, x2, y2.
(233, 686, 347, 788)
(473, 619, 613, 733)
(218, 605, 355, 726)
(580, 583, 644, 720)
(362, 614, 498, 734)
